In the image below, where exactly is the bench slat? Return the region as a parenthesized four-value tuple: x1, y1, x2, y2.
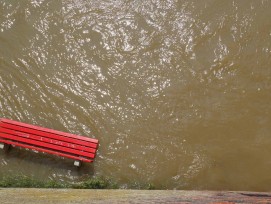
(0, 118, 98, 144)
(0, 118, 99, 164)
(0, 138, 92, 162)
(0, 122, 98, 149)
(0, 127, 96, 154)
(0, 132, 95, 158)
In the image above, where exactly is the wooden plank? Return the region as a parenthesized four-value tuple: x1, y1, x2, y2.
(0, 138, 92, 162)
(0, 118, 98, 144)
(0, 132, 95, 158)
(0, 127, 96, 154)
(0, 122, 98, 149)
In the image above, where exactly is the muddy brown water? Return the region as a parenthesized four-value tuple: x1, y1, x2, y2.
(0, 0, 271, 191)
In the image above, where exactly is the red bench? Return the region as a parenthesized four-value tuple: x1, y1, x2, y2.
(0, 118, 98, 166)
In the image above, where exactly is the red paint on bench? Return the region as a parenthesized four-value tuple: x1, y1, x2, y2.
(0, 118, 98, 163)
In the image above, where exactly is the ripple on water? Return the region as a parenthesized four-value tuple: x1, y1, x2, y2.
(0, 0, 271, 190)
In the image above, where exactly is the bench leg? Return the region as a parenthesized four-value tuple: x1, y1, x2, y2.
(74, 160, 81, 167)
(0, 143, 11, 152)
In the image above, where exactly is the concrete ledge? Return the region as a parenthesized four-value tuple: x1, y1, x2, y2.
(0, 188, 271, 203)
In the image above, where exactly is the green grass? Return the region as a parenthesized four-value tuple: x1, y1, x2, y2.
(0, 175, 156, 189)
(0, 175, 115, 189)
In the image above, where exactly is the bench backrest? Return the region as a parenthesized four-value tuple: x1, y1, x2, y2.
(0, 118, 98, 162)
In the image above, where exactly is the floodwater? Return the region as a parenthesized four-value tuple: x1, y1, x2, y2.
(0, 0, 271, 191)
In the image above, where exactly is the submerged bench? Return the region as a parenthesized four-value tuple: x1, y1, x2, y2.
(0, 118, 98, 166)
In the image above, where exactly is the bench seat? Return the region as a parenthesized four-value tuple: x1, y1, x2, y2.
(0, 118, 98, 165)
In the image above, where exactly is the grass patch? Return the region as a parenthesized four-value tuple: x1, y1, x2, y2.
(0, 175, 155, 189)
(72, 177, 108, 189)
(0, 175, 116, 189)
(0, 175, 44, 188)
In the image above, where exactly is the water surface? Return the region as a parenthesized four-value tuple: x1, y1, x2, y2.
(0, 0, 271, 191)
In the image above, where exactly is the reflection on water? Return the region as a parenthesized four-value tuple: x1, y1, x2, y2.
(0, 0, 271, 191)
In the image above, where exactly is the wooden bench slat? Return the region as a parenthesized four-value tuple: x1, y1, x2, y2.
(0, 132, 95, 158)
(0, 122, 98, 149)
(0, 138, 92, 162)
(0, 118, 98, 144)
(0, 127, 96, 154)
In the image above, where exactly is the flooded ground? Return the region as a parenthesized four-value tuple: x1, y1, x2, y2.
(0, 0, 271, 191)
